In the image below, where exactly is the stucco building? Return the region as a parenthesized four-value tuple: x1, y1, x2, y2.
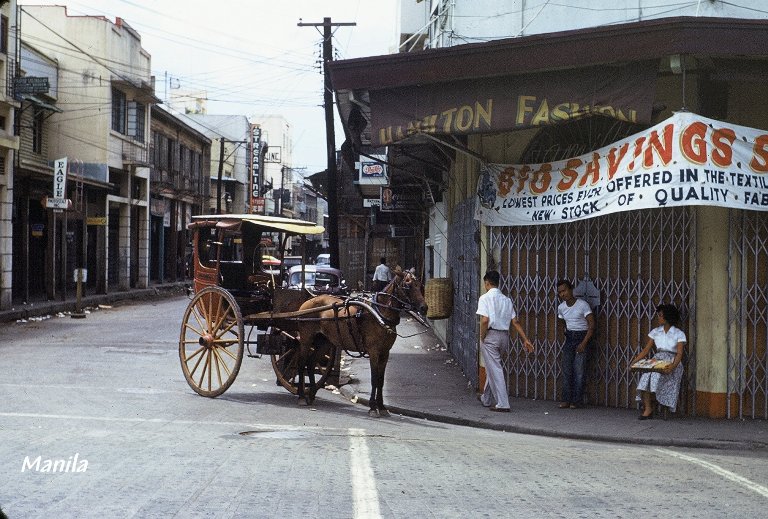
(18, 5, 158, 300)
(149, 105, 210, 283)
(0, 0, 19, 309)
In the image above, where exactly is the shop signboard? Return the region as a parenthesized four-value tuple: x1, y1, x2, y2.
(380, 186, 422, 212)
(475, 112, 768, 226)
(358, 155, 388, 185)
(14, 76, 50, 95)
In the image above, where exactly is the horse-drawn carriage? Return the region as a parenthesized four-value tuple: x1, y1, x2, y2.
(179, 214, 428, 415)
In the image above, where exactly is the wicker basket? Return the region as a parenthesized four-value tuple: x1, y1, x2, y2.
(425, 277, 453, 320)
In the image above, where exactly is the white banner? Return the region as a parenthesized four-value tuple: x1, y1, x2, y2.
(475, 112, 768, 226)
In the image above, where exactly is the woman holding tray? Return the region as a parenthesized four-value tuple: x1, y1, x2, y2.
(631, 304, 686, 420)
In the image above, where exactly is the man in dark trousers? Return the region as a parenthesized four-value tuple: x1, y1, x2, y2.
(556, 279, 595, 409)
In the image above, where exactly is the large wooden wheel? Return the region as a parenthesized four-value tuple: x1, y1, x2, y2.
(179, 286, 244, 397)
(271, 337, 337, 395)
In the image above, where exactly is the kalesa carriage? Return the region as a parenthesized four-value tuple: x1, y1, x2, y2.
(179, 214, 428, 416)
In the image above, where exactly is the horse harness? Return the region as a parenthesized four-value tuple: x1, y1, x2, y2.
(328, 275, 416, 357)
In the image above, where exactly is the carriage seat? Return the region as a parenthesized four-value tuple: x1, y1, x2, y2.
(218, 261, 246, 289)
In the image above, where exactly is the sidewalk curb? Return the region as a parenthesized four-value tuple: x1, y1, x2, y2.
(337, 385, 767, 452)
(0, 283, 188, 323)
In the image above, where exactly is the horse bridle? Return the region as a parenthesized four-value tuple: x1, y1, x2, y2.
(374, 274, 421, 315)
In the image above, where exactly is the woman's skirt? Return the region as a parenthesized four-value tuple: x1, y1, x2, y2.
(635, 351, 684, 412)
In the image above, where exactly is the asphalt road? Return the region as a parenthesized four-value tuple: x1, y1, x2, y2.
(1, 296, 766, 518)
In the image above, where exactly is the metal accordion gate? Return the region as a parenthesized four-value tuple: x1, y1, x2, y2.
(489, 207, 697, 412)
(728, 210, 768, 419)
(448, 198, 481, 388)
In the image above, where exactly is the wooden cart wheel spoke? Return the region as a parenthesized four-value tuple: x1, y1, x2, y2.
(187, 343, 210, 380)
(212, 347, 233, 378)
(184, 345, 206, 363)
(182, 320, 206, 338)
(215, 344, 239, 361)
(208, 349, 216, 392)
(213, 316, 238, 338)
(191, 304, 207, 333)
(179, 286, 244, 398)
(212, 337, 240, 347)
(193, 299, 210, 327)
(197, 349, 211, 389)
(209, 302, 231, 334)
(211, 348, 224, 387)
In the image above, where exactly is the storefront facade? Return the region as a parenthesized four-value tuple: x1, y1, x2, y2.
(331, 17, 768, 418)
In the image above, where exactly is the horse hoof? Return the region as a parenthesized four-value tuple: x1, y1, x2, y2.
(368, 409, 380, 418)
(379, 408, 391, 417)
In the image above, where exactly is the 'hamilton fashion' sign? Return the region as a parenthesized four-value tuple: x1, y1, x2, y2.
(475, 112, 768, 226)
(370, 62, 657, 146)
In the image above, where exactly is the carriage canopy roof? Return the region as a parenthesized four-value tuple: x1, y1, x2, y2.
(188, 214, 325, 235)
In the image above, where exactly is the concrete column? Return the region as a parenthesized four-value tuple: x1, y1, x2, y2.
(0, 183, 12, 309)
(119, 204, 131, 290)
(137, 205, 149, 289)
(694, 206, 731, 418)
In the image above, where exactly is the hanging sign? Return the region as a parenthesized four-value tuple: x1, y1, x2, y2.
(249, 125, 262, 208)
(358, 154, 388, 185)
(475, 112, 768, 226)
(48, 157, 68, 209)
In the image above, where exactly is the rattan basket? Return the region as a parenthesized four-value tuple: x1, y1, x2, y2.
(425, 277, 453, 320)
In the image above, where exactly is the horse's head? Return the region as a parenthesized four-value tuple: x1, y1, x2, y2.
(380, 270, 428, 317)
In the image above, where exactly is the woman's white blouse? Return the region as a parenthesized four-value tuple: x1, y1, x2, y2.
(649, 325, 687, 353)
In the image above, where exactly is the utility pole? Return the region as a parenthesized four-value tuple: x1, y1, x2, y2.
(216, 137, 225, 214)
(298, 17, 355, 269)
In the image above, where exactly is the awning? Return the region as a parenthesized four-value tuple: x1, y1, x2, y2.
(23, 95, 62, 113)
(189, 213, 325, 235)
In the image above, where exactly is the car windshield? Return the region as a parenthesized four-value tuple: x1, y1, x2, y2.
(289, 271, 340, 287)
(290, 272, 316, 286)
(315, 272, 339, 286)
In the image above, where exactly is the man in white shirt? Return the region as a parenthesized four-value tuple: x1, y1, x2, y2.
(476, 270, 534, 412)
(556, 279, 595, 409)
(372, 257, 392, 292)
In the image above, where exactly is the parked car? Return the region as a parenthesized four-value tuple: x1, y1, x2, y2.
(282, 255, 304, 271)
(315, 253, 330, 266)
(286, 265, 349, 295)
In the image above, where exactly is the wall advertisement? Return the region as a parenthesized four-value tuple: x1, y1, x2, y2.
(475, 112, 768, 227)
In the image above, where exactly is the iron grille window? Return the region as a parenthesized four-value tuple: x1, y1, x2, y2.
(151, 131, 159, 166)
(111, 88, 126, 133)
(127, 101, 145, 141)
(32, 107, 44, 154)
(1, 16, 8, 55)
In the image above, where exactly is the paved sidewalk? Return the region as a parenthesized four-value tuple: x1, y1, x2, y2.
(337, 318, 768, 451)
(0, 283, 188, 323)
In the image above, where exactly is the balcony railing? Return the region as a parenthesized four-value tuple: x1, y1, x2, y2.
(122, 139, 149, 165)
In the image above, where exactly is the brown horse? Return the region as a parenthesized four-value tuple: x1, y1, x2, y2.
(294, 270, 428, 416)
